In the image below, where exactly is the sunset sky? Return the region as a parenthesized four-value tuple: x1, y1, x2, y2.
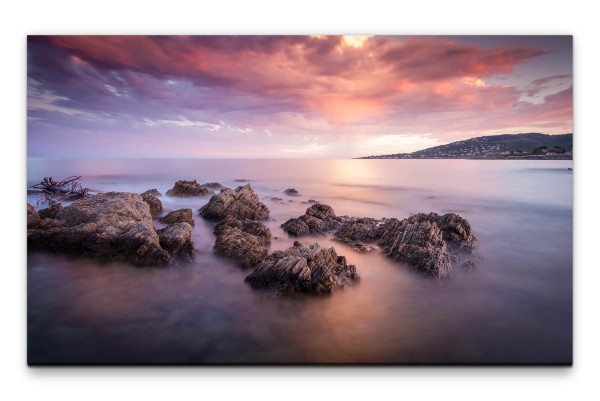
(27, 35, 572, 158)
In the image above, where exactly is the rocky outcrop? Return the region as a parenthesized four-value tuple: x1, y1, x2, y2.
(281, 203, 341, 236)
(157, 222, 194, 262)
(27, 203, 40, 228)
(199, 184, 269, 221)
(213, 216, 271, 268)
(284, 188, 300, 196)
(159, 208, 194, 226)
(38, 203, 63, 220)
(166, 180, 213, 197)
(245, 241, 359, 295)
(141, 190, 163, 217)
(335, 212, 477, 278)
(27, 192, 194, 266)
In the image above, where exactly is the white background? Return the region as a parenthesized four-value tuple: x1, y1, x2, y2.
(1, 1, 598, 400)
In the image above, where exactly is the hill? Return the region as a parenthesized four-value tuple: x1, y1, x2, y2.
(358, 133, 573, 159)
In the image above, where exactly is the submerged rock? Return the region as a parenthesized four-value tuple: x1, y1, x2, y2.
(27, 192, 193, 266)
(199, 184, 269, 221)
(245, 241, 359, 295)
(159, 208, 194, 226)
(157, 222, 195, 262)
(213, 216, 271, 268)
(202, 182, 225, 190)
(284, 188, 301, 196)
(166, 180, 213, 197)
(141, 190, 163, 217)
(281, 203, 341, 236)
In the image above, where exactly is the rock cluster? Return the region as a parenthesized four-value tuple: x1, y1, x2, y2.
(166, 180, 214, 197)
(245, 241, 359, 295)
(199, 184, 270, 221)
(281, 203, 341, 236)
(282, 204, 476, 278)
(27, 192, 194, 266)
(338, 212, 476, 278)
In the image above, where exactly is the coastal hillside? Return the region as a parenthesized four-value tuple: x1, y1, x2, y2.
(359, 133, 573, 159)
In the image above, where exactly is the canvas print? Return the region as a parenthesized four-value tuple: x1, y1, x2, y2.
(27, 35, 573, 365)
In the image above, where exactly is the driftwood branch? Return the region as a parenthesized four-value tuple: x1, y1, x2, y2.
(28, 176, 89, 206)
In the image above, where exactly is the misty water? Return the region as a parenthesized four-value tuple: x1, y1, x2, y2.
(27, 159, 573, 364)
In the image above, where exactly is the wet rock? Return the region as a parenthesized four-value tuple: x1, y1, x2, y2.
(245, 241, 359, 295)
(157, 222, 194, 262)
(159, 208, 194, 226)
(284, 188, 300, 196)
(27, 192, 179, 266)
(141, 191, 163, 217)
(199, 184, 269, 221)
(166, 180, 213, 197)
(38, 203, 63, 220)
(213, 217, 271, 268)
(281, 203, 341, 236)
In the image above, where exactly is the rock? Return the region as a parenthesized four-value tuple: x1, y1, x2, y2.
(159, 208, 194, 226)
(334, 212, 477, 278)
(143, 188, 162, 197)
(303, 199, 319, 204)
(213, 217, 271, 268)
(234, 179, 249, 182)
(27, 192, 185, 266)
(166, 180, 213, 197)
(141, 191, 163, 217)
(269, 196, 284, 201)
(157, 222, 194, 262)
(202, 182, 225, 190)
(38, 203, 63, 220)
(281, 203, 341, 236)
(199, 184, 269, 221)
(27, 203, 40, 228)
(334, 217, 382, 244)
(377, 218, 452, 278)
(245, 242, 359, 295)
(284, 188, 300, 196)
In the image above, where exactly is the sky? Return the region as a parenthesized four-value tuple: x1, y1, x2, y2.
(27, 35, 573, 158)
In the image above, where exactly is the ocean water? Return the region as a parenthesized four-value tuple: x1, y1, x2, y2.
(26, 159, 573, 364)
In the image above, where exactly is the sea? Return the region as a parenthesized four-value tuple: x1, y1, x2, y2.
(26, 158, 573, 364)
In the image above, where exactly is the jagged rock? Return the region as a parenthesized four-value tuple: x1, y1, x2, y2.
(143, 188, 162, 197)
(166, 180, 213, 196)
(245, 241, 359, 295)
(199, 184, 269, 221)
(377, 218, 452, 278)
(38, 203, 63, 220)
(27, 192, 181, 266)
(141, 191, 163, 217)
(157, 222, 194, 262)
(284, 188, 300, 196)
(334, 212, 477, 278)
(159, 208, 194, 226)
(213, 217, 271, 268)
(281, 203, 341, 236)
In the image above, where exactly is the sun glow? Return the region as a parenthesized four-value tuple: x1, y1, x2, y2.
(342, 35, 373, 48)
